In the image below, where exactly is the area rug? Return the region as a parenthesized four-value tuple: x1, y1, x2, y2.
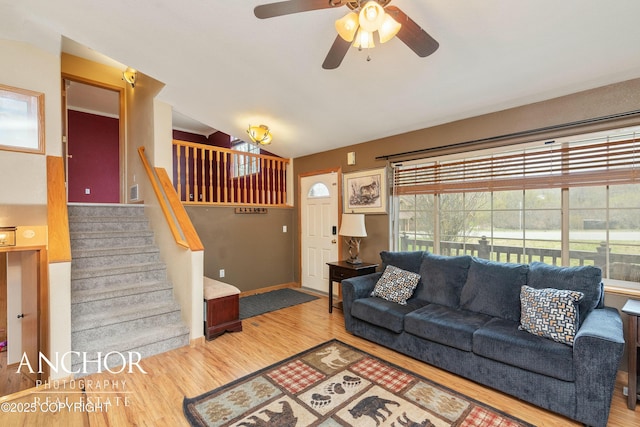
(183, 339, 534, 427)
(239, 288, 319, 320)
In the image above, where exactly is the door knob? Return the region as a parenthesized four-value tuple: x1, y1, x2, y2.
(17, 313, 24, 319)
(331, 239, 337, 244)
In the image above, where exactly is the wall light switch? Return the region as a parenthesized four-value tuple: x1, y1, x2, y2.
(85, 188, 91, 195)
(283, 225, 287, 233)
(219, 269, 225, 278)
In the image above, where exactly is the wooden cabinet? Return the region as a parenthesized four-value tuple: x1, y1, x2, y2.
(326, 261, 378, 313)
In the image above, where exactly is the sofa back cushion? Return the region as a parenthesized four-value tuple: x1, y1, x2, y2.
(380, 250, 425, 274)
(416, 253, 472, 308)
(527, 262, 603, 324)
(460, 257, 529, 322)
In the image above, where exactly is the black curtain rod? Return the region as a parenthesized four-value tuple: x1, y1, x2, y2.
(376, 109, 640, 162)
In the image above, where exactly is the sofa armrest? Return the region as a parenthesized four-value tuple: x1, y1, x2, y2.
(573, 307, 625, 427)
(341, 272, 382, 332)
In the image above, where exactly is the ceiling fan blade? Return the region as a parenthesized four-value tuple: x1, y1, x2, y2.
(385, 6, 439, 58)
(255, 0, 347, 19)
(322, 35, 351, 69)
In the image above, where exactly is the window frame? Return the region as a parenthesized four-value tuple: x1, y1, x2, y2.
(391, 128, 640, 290)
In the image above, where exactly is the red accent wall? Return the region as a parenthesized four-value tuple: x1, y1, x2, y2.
(68, 110, 120, 203)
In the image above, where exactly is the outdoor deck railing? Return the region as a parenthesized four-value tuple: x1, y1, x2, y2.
(173, 140, 290, 206)
(399, 235, 640, 282)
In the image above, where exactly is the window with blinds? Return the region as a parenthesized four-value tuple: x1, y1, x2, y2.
(393, 137, 640, 195)
(391, 129, 640, 288)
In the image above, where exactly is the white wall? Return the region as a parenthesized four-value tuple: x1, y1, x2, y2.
(143, 99, 203, 340)
(0, 38, 69, 375)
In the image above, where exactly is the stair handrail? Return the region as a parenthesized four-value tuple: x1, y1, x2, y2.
(138, 147, 204, 251)
(47, 155, 72, 262)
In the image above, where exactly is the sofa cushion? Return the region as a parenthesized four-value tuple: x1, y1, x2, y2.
(371, 265, 421, 305)
(380, 250, 425, 274)
(527, 262, 602, 324)
(351, 297, 424, 333)
(473, 318, 575, 382)
(416, 253, 472, 308)
(519, 285, 584, 346)
(405, 304, 492, 352)
(459, 258, 529, 322)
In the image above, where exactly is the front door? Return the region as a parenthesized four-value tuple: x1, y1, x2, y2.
(301, 172, 339, 293)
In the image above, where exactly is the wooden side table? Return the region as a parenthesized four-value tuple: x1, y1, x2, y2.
(622, 299, 640, 410)
(327, 261, 378, 313)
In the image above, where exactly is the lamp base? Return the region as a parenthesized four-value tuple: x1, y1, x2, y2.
(346, 257, 363, 265)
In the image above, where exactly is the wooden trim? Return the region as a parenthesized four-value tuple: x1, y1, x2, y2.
(37, 248, 49, 381)
(605, 285, 640, 299)
(139, 147, 204, 251)
(46, 156, 71, 263)
(0, 84, 45, 155)
(61, 75, 126, 202)
(239, 282, 300, 297)
(156, 168, 204, 251)
(174, 139, 290, 163)
(138, 147, 189, 249)
(189, 336, 205, 347)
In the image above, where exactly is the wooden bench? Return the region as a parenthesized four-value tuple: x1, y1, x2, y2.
(203, 277, 242, 340)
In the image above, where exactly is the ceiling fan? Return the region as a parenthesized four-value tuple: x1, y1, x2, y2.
(254, 0, 439, 69)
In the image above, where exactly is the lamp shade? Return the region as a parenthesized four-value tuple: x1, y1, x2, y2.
(339, 214, 367, 237)
(358, 1, 385, 32)
(246, 124, 272, 145)
(335, 11, 359, 42)
(378, 13, 402, 43)
(353, 28, 375, 49)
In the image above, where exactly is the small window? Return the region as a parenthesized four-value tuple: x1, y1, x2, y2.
(308, 182, 330, 198)
(232, 141, 259, 177)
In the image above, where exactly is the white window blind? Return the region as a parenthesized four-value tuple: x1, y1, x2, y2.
(394, 137, 640, 195)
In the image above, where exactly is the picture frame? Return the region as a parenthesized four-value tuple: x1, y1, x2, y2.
(343, 167, 388, 214)
(0, 83, 45, 154)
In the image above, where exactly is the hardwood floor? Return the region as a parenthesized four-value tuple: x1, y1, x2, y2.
(0, 350, 35, 397)
(1, 293, 638, 426)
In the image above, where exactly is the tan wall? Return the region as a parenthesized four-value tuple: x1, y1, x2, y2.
(185, 206, 295, 292)
(293, 77, 640, 281)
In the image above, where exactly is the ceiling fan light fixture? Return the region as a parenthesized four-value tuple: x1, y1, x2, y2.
(378, 13, 402, 43)
(247, 124, 273, 145)
(358, 1, 385, 32)
(335, 12, 359, 42)
(353, 28, 375, 49)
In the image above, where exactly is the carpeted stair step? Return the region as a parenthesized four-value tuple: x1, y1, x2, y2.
(68, 216, 150, 233)
(70, 325, 190, 376)
(70, 230, 155, 250)
(71, 261, 167, 285)
(68, 203, 190, 374)
(71, 245, 161, 270)
(71, 281, 173, 315)
(72, 301, 183, 342)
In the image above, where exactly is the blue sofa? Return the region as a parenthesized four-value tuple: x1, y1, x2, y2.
(341, 251, 625, 427)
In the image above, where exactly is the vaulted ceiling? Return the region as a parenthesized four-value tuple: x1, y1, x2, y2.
(3, 1, 640, 158)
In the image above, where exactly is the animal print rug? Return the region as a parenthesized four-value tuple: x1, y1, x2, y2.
(183, 340, 534, 427)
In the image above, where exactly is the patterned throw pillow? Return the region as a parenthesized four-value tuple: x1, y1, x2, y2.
(371, 265, 421, 305)
(519, 285, 584, 346)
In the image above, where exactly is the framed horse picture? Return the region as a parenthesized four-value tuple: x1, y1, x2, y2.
(343, 167, 387, 214)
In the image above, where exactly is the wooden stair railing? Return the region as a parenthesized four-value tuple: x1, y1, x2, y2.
(47, 156, 72, 262)
(173, 140, 290, 206)
(138, 147, 204, 251)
